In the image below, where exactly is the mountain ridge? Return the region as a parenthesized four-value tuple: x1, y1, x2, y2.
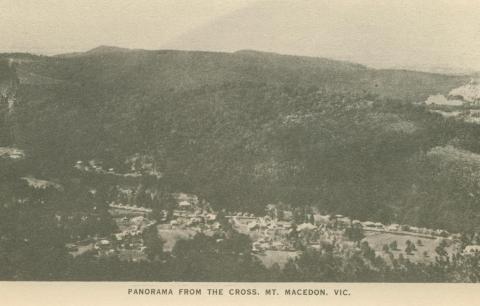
(2, 46, 475, 79)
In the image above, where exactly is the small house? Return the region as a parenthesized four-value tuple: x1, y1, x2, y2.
(387, 224, 400, 231)
(178, 201, 192, 210)
(463, 245, 480, 255)
(374, 222, 384, 229)
(362, 221, 376, 228)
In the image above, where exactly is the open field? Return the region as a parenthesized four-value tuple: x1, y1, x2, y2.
(118, 249, 147, 262)
(363, 231, 461, 264)
(157, 225, 197, 252)
(255, 250, 299, 268)
(67, 243, 94, 257)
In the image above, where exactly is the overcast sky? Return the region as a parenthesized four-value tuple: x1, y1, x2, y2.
(1, 0, 480, 70)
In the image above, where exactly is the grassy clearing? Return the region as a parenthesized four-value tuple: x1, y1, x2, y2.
(157, 225, 197, 251)
(363, 231, 461, 263)
(255, 250, 299, 268)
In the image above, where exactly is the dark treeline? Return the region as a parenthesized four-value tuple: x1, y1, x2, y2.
(60, 239, 480, 282)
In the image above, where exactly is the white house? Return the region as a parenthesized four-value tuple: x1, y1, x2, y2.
(463, 245, 480, 255)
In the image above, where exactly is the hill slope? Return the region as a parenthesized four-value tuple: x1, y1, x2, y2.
(1, 47, 478, 232)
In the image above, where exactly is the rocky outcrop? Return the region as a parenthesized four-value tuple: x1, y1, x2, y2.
(448, 79, 480, 103)
(0, 59, 19, 145)
(0, 59, 19, 112)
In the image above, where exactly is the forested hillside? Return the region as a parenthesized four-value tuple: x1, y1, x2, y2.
(1, 47, 478, 234)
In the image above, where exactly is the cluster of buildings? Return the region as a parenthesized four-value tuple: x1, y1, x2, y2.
(229, 212, 341, 253)
(166, 204, 220, 232)
(74, 160, 142, 178)
(85, 215, 157, 260)
(74, 155, 163, 179)
(229, 215, 296, 252)
(66, 209, 157, 260)
(103, 215, 156, 258)
(227, 206, 461, 255)
(163, 193, 220, 229)
(67, 190, 478, 262)
(359, 220, 450, 238)
(94, 194, 220, 259)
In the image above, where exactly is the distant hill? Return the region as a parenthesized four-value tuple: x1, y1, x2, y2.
(391, 65, 477, 76)
(19, 46, 469, 100)
(56, 45, 134, 58)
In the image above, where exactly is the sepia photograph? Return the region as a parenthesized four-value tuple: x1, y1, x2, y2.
(1, 0, 480, 294)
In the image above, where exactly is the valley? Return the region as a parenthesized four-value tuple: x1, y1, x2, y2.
(1, 47, 479, 281)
